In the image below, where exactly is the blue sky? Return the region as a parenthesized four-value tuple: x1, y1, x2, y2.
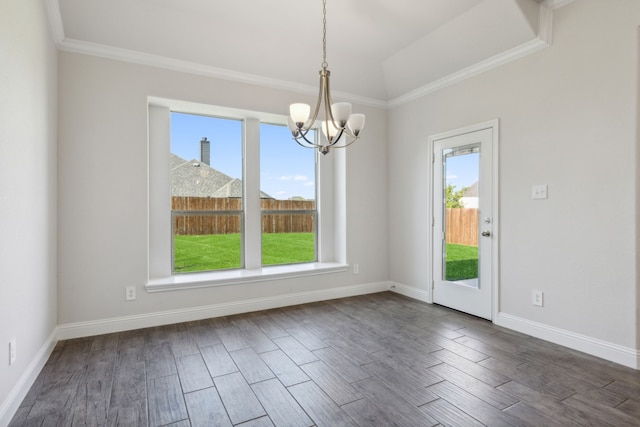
(170, 111, 478, 197)
(170, 112, 316, 200)
(445, 152, 479, 190)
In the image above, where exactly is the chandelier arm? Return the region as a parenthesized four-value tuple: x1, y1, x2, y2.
(288, 0, 364, 155)
(327, 128, 345, 147)
(322, 86, 335, 143)
(323, 70, 339, 128)
(294, 138, 320, 149)
(342, 129, 357, 138)
(324, 86, 331, 127)
(328, 134, 360, 149)
(293, 132, 321, 147)
(335, 136, 360, 148)
(294, 126, 316, 142)
(306, 70, 327, 130)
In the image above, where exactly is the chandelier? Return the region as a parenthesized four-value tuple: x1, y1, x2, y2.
(287, 0, 366, 155)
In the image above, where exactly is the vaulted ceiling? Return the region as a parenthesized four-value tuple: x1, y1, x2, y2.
(48, 0, 570, 106)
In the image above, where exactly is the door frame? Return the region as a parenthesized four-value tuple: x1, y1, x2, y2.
(427, 119, 500, 321)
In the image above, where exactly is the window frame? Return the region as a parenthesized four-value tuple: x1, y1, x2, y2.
(170, 113, 245, 274)
(147, 97, 348, 292)
(259, 121, 318, 267)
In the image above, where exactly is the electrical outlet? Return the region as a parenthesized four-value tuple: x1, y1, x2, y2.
(532, 184, 548, 199)
(532, 290, 543, 307)
(353, 264, 359, 274)
(126, 286, 136, 301)
(9, 339, 16, 365)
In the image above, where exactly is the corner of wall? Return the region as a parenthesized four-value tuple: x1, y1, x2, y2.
(635, 26, 640, 358)
(0, 330, 58, 426)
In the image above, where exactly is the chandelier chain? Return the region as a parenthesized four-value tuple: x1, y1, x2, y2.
(322, 0, 327, 69)
(288, 0, 365, 155)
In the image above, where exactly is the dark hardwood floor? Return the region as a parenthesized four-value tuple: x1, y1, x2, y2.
(9, 292, 640, 426)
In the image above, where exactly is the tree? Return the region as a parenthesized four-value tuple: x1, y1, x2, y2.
(446, 184, 468, 208)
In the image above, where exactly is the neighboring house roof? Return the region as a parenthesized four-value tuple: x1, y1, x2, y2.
(171, 153, 272, 198)
(463, 181, 478, 197)
(211, 178, 272, 199)
(211, 178, 243, 198)
(170, 153, 188, 170)
(460, 181, 479, 208)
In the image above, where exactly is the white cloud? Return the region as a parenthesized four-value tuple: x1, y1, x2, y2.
(279, 175, 308, 182)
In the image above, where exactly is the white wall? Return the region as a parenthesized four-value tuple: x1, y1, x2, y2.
(636, 25, 640, 353)
(0, 0, 58, 419)
(57, 52, 388, 325)
(389, 0, 639, 352)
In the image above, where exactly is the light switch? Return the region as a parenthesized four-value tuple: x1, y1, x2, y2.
(532, 184, 548, 199)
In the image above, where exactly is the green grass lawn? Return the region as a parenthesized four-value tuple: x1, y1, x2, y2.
(262, 233, 315, 265)
(175, 233, 476, 279)
(446, 243, 478, 281)
(173, 233, 314, 273)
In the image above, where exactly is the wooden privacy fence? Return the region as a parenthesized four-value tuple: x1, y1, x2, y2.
(446, 208, 478, 246)
(261, 198, 315, 234)
(172, 197, 316, 235)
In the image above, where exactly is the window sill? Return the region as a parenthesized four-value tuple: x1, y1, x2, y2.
(146, 262, 349, 293)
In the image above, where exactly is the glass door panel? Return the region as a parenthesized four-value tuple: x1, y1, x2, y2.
(442, 144, 480, 287)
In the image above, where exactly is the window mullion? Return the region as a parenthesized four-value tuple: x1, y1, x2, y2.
(149, 105, 172, 278)
(244, 118, 262, 269)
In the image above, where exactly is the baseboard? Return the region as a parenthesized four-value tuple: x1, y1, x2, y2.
(1, 282, 392, 424)
(496, 312, 640, 370)
(388, 285, 639, 370)
(57, 281, 393, 340)
(389, 282, 431, 303)
(0, 329, 58, 427)
(9, 283, 635, 427)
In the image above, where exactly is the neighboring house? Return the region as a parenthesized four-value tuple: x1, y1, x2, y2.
(460, 181, 478, 208)
(171, 153, 272, 198)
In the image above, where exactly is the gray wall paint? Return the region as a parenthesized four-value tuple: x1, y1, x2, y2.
(3, 0, 640, 417)
(57, 52, 389, 324)
(0, 0, 58, 411)
(388, 0, 639, 348)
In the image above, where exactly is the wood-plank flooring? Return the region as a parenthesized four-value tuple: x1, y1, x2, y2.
(9, 292, 640, 426)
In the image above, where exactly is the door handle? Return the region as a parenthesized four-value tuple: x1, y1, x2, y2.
(481, 230, 491, 237)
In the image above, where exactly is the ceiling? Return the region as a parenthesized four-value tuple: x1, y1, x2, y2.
(49, 0, 569, 106)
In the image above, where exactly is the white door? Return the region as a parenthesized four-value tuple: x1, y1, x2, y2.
(431, 124, 496, 320)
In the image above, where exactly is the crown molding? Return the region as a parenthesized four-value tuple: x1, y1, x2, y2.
(386, 37, 550, 107)
(45, 0, 562, 110)
(543, 0, 575, 10)
(57, 38, 387, 109)
(45, 0, 386, 107)
(44, 0, 65, 45)
(388, 3, 553, 107)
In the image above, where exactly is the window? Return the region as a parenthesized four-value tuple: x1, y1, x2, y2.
(170, 113, 243, 273)
(260, 123, 317, 266)
(147, 98, 347, 291)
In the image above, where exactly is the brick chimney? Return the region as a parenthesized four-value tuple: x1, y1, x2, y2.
(200, 137, 210, 165)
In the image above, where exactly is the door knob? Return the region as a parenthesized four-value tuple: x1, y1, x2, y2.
(481, 230, 491, 237)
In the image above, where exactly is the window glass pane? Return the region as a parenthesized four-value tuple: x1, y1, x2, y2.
(260, 123, 317, 266)
(171, 113, 243, 272)
(259, 123, 316, 203)
(262, 213, 316, 265)
(443, 144, 480, 284)
(173, 213, 242, 272)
